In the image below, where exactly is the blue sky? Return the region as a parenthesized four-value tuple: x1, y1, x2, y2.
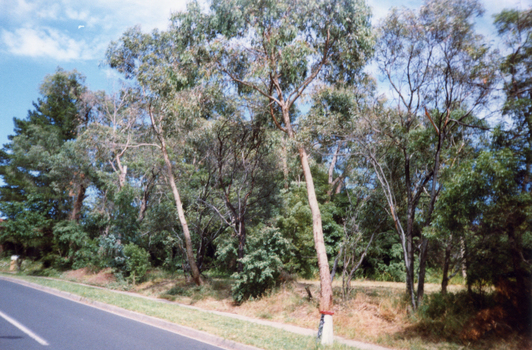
(0, 0, 528, 150)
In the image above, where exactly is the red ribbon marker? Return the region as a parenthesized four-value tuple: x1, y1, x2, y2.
(320, 310, 334, 316)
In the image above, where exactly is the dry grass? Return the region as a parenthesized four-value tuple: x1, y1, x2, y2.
(137, 276, 463, 349)
(63, 267, 116, 285)
(300, 279, 465, 294)
(23, 265, 529, 350)
(146, 276, 527, 350)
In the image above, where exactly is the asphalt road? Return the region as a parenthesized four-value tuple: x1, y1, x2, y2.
(0, 279, 224, 350)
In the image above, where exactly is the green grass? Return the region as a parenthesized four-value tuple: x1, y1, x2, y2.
(1, 274, 358, 350)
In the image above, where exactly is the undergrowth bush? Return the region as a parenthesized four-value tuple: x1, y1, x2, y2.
(416, 291, 496, 339)
(166, 285, 193, 297)
(231, 226, 292, 303)
(370, 243, 406, 282)
(161, 279, 231, 302)
(123, 243, 150, 284)
(71, 240, 100, 270)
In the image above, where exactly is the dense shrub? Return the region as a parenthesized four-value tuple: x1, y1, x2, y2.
(231, 226, 292, 303)
(71, 240, 100, 270)
(52, 221, 101, 270)
(98, 234, 126, 268)
(123, 243, 150, 284)
(416, 290, 502, 340)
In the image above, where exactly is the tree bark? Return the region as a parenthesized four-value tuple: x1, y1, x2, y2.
(417, 110, 445, 305)
(138, 173, 155, 222)
(149, 107, 204, 285)
(441, 236, 453, 295)
(160, 141, 203, 286)
(328, 143, 340, 185)
(404, 153, 416, 304)
(237, 219, 246, 273)
(70, 179, 86, 222)
(299, 146, 333, 312)
(460, 237, 467, 279)
(417, 238, 429, 304)
(138, 190, 149, 222)
(281, 137, 289, 189)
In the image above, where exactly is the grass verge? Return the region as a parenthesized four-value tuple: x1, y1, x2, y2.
(0, 273, 357, 350)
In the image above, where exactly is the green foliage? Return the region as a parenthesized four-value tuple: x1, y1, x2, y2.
(201, 0, 374, 86)
(71, 241, 100, 270)
(109, 186, 141, 244)
(434, 149, 532, 287)
(3, 9, 532, 344)
(214, 234, 238, 274)
(375, 243, 406, 282)
(0, 68, 89, 208)
(231, 226, 292, 303)
(495, 9, 532, 142)
(123, 243, 150, 284)
(0, 195, 53, 259)
(52, 221, 87, 258)
(277, 173, 343, 277)
(98, 234, 126, 269)
(416, 291, 496, 338)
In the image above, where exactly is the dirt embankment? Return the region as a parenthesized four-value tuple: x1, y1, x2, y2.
(63, 267, 116, 286)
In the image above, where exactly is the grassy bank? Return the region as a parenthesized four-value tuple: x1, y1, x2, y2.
(0, 260, 529, 350)
(0, 273, 354, 350)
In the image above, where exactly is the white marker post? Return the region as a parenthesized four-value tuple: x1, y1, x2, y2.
(321, 314, 334, 345)
(318, 311, 334, 345)
(10, 255, 18, 271)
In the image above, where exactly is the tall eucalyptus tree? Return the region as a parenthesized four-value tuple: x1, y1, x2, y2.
(105, 27, 213, 285)
(170, 0, 374, 341)
(373, 0, 496, 308)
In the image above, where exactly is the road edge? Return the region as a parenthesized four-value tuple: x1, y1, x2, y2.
(0, 275, 262, 350)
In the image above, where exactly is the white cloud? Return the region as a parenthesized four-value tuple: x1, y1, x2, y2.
(102, 0, 188, 32)
(64, 8, 89, 22)
(36, 3, 61, 20)
(0, 0, 192, 61)
(1, 0, 36, 19)
(1, 27, 91, 60)
(483, 0, 529, 15)
(102, 67, 120, 80)
(2, 0, 527, 63)
(1, 0, 189, 31)
(367, 0, 423, 24)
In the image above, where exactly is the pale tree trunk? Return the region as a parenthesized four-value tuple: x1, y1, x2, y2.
(237, 219, 246, 273)
(299, 146, 334, 345)
(117, 164, 127, 190)
(299, 147, 333, 311)
(149, 109, 203, 286)
(281, 137, 289, 189)
(367, 149, 417, 309)
(460, 238, 467, 279)
(328, 143, 340, 185)
(335, 177, 344, 195)
(111, 140, 129, 191)
(278, 102, 333, 343)
(160, 137, 203, 286)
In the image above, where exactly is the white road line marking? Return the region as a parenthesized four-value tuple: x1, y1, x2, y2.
(0, 310, 49, 346)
